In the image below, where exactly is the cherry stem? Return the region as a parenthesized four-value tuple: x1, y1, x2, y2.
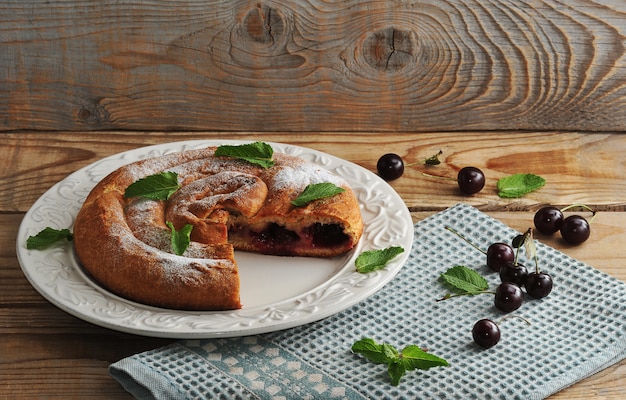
(444, 226, 486, 255)
(560, 203, 593, 213)
(495, 314, 531, 326)
(527, 228, 540, 274)
(534, 249, 540, 274)
(419, 171, 456, 181)
(533, 257, 540, 274)
(560, 203, 598, 224)
(435, 290, 494, 302)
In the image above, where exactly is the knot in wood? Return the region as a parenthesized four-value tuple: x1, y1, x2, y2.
(76, 103, 109, 126)
(242, 4, 285, 46)
(363, 28, 415, 71)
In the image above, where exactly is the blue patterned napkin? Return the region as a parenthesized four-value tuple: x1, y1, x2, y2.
(110, 204, 626, 399)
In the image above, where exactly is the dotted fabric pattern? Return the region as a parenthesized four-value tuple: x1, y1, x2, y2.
(110, 203, 626, 400)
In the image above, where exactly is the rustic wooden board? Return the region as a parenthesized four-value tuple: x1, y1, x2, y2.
(3, 1, 626, 132)
(3, 131, 625, 212)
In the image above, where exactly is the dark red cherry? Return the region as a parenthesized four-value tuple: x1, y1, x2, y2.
(560, 215, 591, 245)
(534, 206, 564, 234)
(494, 282, 524, 313)
(457, 167, 485, 194)
(525, 272, 554, 299)
(377, 153, 404, 181)
(472, 319, 501, 349)
(499, 262, 528, 286)
(486, 242, 515, 272)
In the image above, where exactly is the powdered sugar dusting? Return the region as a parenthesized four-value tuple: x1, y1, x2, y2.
(125, 198, 170, 250)
(117, 219, 230, 284)
(154, 249, 233, 286)
(271, 162, 347, 192)
(118, 147, 349, 201)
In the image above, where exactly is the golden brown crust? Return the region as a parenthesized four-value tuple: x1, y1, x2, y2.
(73, 146, 363, 311)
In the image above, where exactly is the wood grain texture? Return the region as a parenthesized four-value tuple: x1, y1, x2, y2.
(3, 1, 626, 132)
(2, 131, 625, 213)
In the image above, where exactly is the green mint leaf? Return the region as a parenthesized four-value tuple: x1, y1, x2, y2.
(497, 173, 545, 198)
(214, 141, 274, 168)
(424, 150, 443, 165)
(355, 246, 404, 273)
(388, 360, 406, 386)
(124, 171, 180, 200)
(166, 221, 193, 256)
(400, 345, 449, 371)
(381, 343, 400, 362)
(352, 338, 448, 386)
(351, 338, 396, 364)
(440, 265, 489, 294)
(26, 227, 73, 250)
(291, 182, 345, 207)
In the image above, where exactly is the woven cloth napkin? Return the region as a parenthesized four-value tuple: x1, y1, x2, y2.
(110, 203, 626, 399)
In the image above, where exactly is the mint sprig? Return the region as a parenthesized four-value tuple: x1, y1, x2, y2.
(351, 338, 448, 386)
(497, 173, 545, 198)
(124, 171, 181, 201)
(166, 221, 193, 256)
(355, 246, 404, 273)
(26, 227, 73, 250)
(437, 265, 490, 301)
(214, 141, 274, 168)
(291, 182, 345, 207)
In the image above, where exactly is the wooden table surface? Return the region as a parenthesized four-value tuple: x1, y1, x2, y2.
(4, 1, 626, 398)
(1, 131, 625, 399)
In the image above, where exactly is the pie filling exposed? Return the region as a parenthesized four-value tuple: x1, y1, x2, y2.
(230, 222, 351, 255)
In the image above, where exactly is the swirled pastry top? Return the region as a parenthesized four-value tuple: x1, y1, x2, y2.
(73, 146, 363, 311)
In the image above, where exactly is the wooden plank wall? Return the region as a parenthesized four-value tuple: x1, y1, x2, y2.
(2, 0, 626, 133)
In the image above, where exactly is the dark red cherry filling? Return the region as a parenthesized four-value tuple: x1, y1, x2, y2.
(246, 222, 350, 255)
(304, 223, 349, 247)
(250, 223, 300, 246)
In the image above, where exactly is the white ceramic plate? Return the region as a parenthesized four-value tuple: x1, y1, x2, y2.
(16, 140, 413, 338)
